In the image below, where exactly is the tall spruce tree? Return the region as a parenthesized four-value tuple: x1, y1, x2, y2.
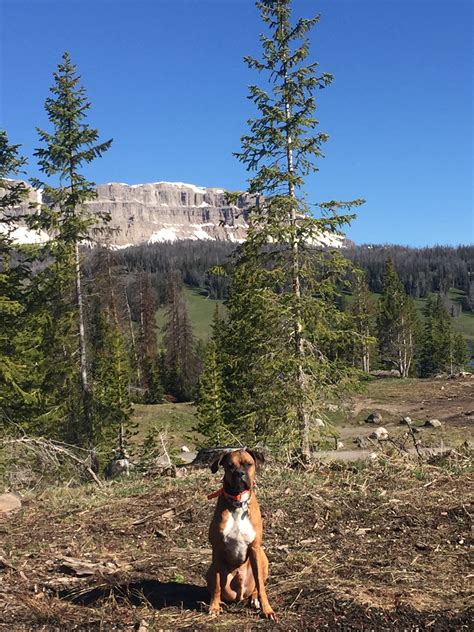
(350, 272, 377, 373)
(220, 0, 364, 457)
(162, 274, 199, 401)
(418, 294, 467, 376)
(377, 258, 418, 378)
(29, 52, 112, 442)
(86, 247, 132, 451)
(0, 131, 37, 426)
(196, 306, 229, 444)
(137, 272, 163, 403)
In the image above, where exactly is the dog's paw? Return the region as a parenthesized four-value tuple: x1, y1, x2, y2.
(262, 605, 277, 621)
(208, 603, 221, 616)
(250, 596, 261, 610)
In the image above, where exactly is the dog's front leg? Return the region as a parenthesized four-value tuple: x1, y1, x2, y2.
(249, 543, 276, 620)
(208, 557, 223, 615)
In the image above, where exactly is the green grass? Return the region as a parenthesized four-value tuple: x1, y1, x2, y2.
(131, 401, 200, 449)
(156, 284, 474, 358)
(347, 287, 474, 347)
(156, 287, 225, 343)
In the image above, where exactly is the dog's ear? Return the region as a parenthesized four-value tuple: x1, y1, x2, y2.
(210, 452, 229, 474)
(247, 450, 265, 469)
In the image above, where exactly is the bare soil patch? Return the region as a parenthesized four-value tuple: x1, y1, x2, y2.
(0, 450, 472, 630)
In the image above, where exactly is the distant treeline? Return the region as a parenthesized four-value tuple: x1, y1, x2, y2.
(114, 242, 474, 309)
(345, 245, 473, 302)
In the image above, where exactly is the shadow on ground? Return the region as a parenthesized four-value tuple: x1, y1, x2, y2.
(60, 579, 209, 611)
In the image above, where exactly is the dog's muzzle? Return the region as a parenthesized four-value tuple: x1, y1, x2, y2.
(231, 469, 251, 492)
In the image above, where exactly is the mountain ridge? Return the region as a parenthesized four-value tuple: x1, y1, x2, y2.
(1, 180, 347, 248)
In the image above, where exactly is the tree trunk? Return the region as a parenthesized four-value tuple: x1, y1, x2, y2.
(124, 284, 141, 387)
(283, 45, 310, 462)
(75, 242, 93, 437)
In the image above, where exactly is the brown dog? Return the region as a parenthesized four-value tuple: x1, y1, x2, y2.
(206, 449, 276, 620)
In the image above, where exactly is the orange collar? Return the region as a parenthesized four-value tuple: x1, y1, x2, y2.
(207, 481, 254, 504)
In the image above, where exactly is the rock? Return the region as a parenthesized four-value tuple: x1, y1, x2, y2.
(336, 440, 344, 450)
(0, 493, 22, 514)
(425, 419, 442, 428)
(354, 436, 366, 448)
(6, 180, 348, 249)
(369, 427, 389, 441)
(365, 412, 383, 424)
(180, 445, 190, 453)
(400, 416, 412, 425)
(104, 458, 131, 480)
(314, 418, 325, 427)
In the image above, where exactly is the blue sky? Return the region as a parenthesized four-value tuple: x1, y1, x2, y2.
(1, 0, 472, 246)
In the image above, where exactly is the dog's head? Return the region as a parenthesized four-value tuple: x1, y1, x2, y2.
(210, 449, 264, 493)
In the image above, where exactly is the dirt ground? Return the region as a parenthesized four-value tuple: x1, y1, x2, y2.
(1, 449, 472, 630)
(337, 375, 474, 451)
(1, 377, 473, 631)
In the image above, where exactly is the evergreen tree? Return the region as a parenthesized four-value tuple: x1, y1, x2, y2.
(418, 293, 466, 376)
(219, 0, 364, 456)
(89, 298, 132, 451)
(137, 272, 163, 403)
(349, 272, 376, 372)
(86, 247, 132, 451)
(162, 275, 199, 401)
(377, 258, 418, 377)
(29, 52, 112, 443)
(196, 339, 230, 445)
(196, 306, 230, 445)
(0, 131, 37, 426)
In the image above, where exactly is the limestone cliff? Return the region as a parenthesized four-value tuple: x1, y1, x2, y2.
(1, 180, 346, 248)
(89, 182, 252, 247)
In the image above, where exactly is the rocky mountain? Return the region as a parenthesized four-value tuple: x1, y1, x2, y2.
(91, 182, 251, 247)
(1, 180, 346, 248)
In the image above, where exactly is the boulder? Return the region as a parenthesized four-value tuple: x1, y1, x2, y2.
(354, 436, 366, 449)
(365, 412, 383, 424)
(104, 458, 131, 480)
(369, 427, 389, 441)
(0, 493, 22, 514)
(425, 419, 442, 428)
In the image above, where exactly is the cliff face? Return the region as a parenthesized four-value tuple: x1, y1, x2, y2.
(89, 182, 251, 247)
(1, 180, 346, 248)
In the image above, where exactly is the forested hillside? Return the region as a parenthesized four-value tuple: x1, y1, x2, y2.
(114, 241, 474, 307)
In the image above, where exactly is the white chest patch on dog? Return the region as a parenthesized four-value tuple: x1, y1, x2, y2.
(223, 506, 256, 565)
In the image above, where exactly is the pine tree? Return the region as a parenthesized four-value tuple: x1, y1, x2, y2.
(196, 306, 230, 444)
(137, 272, 163, 403)
(418, 293, 467, 376)
(220, 0, 364, 456)
(162, 275, 199, 401)
(377, 258, 418, 378)
(0, 131, 37, 426)
(89, 298, 132, 451)
(86, 247, 132, 451)
(29, 52, 112, 442)
(349, 272, 376, 373)
(196, 339, 230, 445)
